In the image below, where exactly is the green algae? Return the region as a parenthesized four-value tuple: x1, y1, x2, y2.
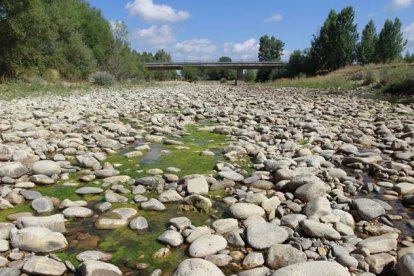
(0, 122, 253, 275)
(105, 124, 229, 178)
(0, 204, 32, 222)
(58, 203, 220, 275)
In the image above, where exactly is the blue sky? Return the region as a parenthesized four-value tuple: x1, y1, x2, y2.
(88, 0, 414, 61)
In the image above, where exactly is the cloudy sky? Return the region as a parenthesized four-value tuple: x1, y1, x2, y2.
(88, 0, 414, 61)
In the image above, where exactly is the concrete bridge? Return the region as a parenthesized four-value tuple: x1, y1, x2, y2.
(144, 62, 287, 85)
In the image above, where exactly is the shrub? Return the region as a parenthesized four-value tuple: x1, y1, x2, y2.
(220, 78, 227, 84)
(363, 65, 379, 85)
(42, 69, 60, 82)
(30, 76, 45, 91)
(89, 71, 116, 86)
(383, 78, 414, 94)
(244, 70, 256, 83)
(181, 65, 200, 82)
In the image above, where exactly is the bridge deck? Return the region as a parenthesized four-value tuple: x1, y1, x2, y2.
(144, 62, 286, 70)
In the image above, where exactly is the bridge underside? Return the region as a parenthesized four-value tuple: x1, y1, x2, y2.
(144, 62, 286, 85)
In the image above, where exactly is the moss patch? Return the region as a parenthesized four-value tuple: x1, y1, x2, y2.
(106, 124, 229, 178)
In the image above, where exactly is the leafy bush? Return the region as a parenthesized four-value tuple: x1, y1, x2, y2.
(244, 70, 256, 83)
(220, 78, 227, 84)
(89, 71, 116, 86)
(42, 69, 60, 82)
(30, 77, 45, 91)
(383, 78, 414, 94)
(363, 65, 379, 85)
(181, 65, 200, 82)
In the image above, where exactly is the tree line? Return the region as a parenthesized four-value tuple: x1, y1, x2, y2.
(0, 3, 411, 83)
(184, 6, 411, 83)
(285, 7, 409, 78)
(0, 0, 178, 82)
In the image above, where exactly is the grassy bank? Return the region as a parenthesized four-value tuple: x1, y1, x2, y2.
(256, 63, 414, 95)
(0, 79, 161, 101)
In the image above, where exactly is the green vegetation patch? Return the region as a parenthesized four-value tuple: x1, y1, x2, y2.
(106, 124, 229, 178)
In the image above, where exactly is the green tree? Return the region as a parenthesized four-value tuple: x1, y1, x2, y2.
(0, 0, 55, 77)
(256, 35, 285, 82)
(310, 7, 358, 72)
(152, 49, 177, 81)
(207, 56, 235, 80)
(376, 18, 406, 63)
(105, 21, 145, 80)
(244, 69, 256, 82)
(404, 52, 414, 63)
(358, 20, 377, 64)
(287, 50, 305, 76)
(181, 65, 200, 82)
(45, 0, 98, 79)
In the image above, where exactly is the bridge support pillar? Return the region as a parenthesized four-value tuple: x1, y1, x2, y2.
(235, 69, 243, 86)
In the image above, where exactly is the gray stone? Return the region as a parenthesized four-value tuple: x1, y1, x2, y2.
(31, 196, 54, 213)
(271, 261, 350, 276)
(0, 240, 8, 252)
(243, 252, 264, 269)
(219, 170, 244, 182)
(212, 218, 238, 235)
(63, 207, 94, 218)
(230, 203, 265, 219)
(357, 233, 398, 254)
(353, 198, 386, 220)
(186, 176, 209, 195)
(397, 253, 414, 276)
(336, 254, 358, 268)
(104, 190, 128, 203)
(305, 197, 331, 218)
(246, 223, 289, 249)
(169, 217, 192, 231)
(267, 244, 307, 269)
(365, 253, 395, 274)
(16, 214, 66, 232)
(0, 223, 16, 239)
(159, 190, 183, 202)
(157, 230, 183, 247)
(238, 267, 270, 276)
(0, 162, 28, 178)
(20, 190, 42, 200)
(141, 198, 166, 211)
(173, 258, 224, 276)
(186, 226, 211, 243)
(10, 227, 67, 253)
(129, 216, 148, 231)
(300, 219, 341, 240)
(32, 160, 61, 176)
(79, 260, 122, 276)
(23, 256, 66, 276)
(95, 208, 137, 229)
(30, 174, 55, 185)
(189, 234, 227, 257)
(76, 251, 112, 262)
(75, 187, 103, 195)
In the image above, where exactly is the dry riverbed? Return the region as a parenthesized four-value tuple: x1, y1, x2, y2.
(0, 84, 413, 276)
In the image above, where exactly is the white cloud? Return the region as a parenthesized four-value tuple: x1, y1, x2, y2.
(404, 22, 414, 49)
(126, 0, 190, 23)
(134, 25, 176, 49)
(265, 13, 283, 22)
(388, 0, 412, 11)
(223, 38, 259, 61)
(173, 39, 217, 61)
